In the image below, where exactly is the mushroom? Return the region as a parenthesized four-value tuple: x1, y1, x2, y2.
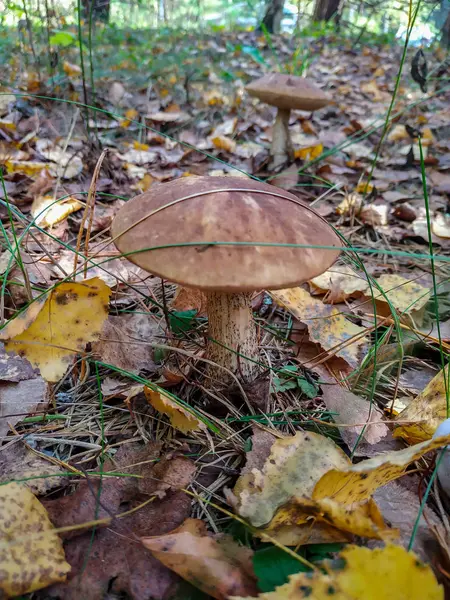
(111, 176, 341, 384)
(246, 73, 330, 170)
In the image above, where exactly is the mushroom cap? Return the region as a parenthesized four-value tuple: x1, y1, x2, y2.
(111, 176, 341, 292)
(246, 73, 330, 111)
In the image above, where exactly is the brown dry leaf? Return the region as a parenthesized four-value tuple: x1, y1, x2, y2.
(31, 195, 83, 227)
(0, 482, 71, 597)
(394, 364, 450, 443)
(387, 124, 410, 142)
(93, 313, 161, 374)
(0, 441, 68, 494)
(45, 444, 195, 600)
(271, 287, 369, 368)
(0, 278, 111, 382)
(231, 544, 443, 600)
(144, 386, 206, 433)
(232, 430, 350, 527)
(142, 518, 258, 600)
(360, 203, 389, 226)
(172, 285, 208, 316)
(361, 79, 386, 101)
(312, 433, 450, 504)
(309, 265, 367, 303)
(363, 274, 430, 325)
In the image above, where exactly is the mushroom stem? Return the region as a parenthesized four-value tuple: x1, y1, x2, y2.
(205, 291, 259, 383)
(270, 108, 293, 170)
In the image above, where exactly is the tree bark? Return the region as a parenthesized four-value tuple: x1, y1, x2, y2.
(313, 0, 340, 21)
(82, 0, 110, 23)
(260, 0, 285, 34)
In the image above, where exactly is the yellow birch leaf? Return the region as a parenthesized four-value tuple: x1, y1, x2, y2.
(294, 143, 323, 160)
(5, 160, 48, 177)
(231, 544, 443, 600)
(312, 434, 450, 504)
(268, 496, 396, 541)
(233, 430, 350, 527)
(363, 274, 430, 322)
(0, 278, 111, 382)
(211, 135, 236, 152)
(120, 108, 139, 128)
(144, 386, 206, 433)
(31, 195, 83, 227)
(309, 265, 367, 303)
(271, 287, 369, 368)
(0, 483, 71, 596)
(355, 181, 374, 194)
(394, 364, 450, 443)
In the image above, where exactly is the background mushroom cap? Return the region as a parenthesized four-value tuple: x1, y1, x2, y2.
(246, 73, 330, 111)
(111, 176, 341, 292)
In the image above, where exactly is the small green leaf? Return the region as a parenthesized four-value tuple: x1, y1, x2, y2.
(253, 546, 310, 592)
(169, 309, 197, 335)
(49, 31, 76, 47)
(296, 377, 319, 399)
(241, 45, 266, 65)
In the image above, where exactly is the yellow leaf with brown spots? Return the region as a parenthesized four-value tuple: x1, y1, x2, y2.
(231, 544, 443, 600)
(0, 483, 70, 596)
(312, 434, 450, 504)
(144, 386, 206, 433)
(5, 160, 48, 177)
(271, 287, 369, 368)
(232, 430, 350, 527)
(309, 265, 368, 303)
(394, 364, 450, 443)
(0, 278, 111, 382)
(267, 496, 396, 541)
(31, 195, 83, 227)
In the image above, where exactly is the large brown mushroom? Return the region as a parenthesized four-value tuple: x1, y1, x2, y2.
(111, 176, 341, 383)
(246, 73, 330, 170)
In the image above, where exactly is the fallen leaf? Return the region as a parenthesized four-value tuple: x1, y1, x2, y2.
(0, 482, 71, 596)
(63, 61, 82, 77)
(31, 195, 83, 227)
(0, 278, 111, 382)
(312, 433, 450, 503)
(271, 287, 369, 368)
(309, 265, 367, 303)
(232, 430, 350, 527)
(146, 110, 190, 122)
(144, 386, 207, 433)
(118, 148, 158, 164)
(432, 213, 450, 238)
(360, 203, 389, 226)
(231, 544, 443, 600)
(336, 192, 363, 217)
(361, 79, 386, 101)
(394, 364, 450, 443)
(172, 286, 208, 316)
(0, 94, 15, 116)
(5, 159, 48, 177)
(212, 135, 236, 152)
(142, 519, 258, 600)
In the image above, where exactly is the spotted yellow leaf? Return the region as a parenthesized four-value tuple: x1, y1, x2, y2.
(0, 278, 111, 382)
(312, 434, 450, 504)
(271, 287, 369, 368)
(5, 160, 48, 177)
(294, 143, 323, 161)
(31, 195, 83, 227)
(231, 544, 443, 599)
(394, 364, 450, 443)
(144, 386, 206, 433)
(0, 483, 71, 596)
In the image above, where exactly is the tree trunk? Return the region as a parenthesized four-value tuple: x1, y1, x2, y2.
(82, 0, 110, 23)
(442, 9, 450, 47)
(260, 0, 285, 34)
(313, 0, 340, 21)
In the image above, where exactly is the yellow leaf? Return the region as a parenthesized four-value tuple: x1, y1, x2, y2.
(233, 430, 350, 527)
(168, 74, 177, 84)
(387, 124, 409, 142)
(31, 195, 83, 227)
(143, 518, 258, 599)
(394, 364, 450, 443)
(312, 434, 450, 504)
(336, 192, 363, 216)
(131, 172, 154, 192)
(144, 386, 206, 433)
(271, 287, 369, 368)
(211, 135, 236, 152)
(63, 61, 81, 78)
(294, 143, 323, 161)
(133, 140, 150, 151)
(0, 483, 71, 596)
(0, 119, 16, 131)
(309, 265, 367, 303)
(363, 274, 430, 325)
(0, 278, 111, 382)
(231, 544, 443, 599)
(268, 496, 396, 540)
(361, 80, 385, 102)
(120, 108, 139, 128)
(5, 159, 48, 177)
(355, 181, 373, 194)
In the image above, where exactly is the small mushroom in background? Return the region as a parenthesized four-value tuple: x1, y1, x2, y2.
(246, 73, 330, 171)
(111, 176, 341, 385)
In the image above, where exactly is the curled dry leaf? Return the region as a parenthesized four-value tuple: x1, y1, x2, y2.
(309, 265, 367, 303)
(271, 287, 369, 368)
(142, 518, 259, 600)
(231, 544, 443, 600)
(0, 482, 71, 597)
(0, 277, 111, 382)
(144, 386, 207, 433)
(31, 195, 83, 227)
(394, 364, 449, 443)
(312, 433, 450, 504)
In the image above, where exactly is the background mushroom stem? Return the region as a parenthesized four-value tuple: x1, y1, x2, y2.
(270, 108, 292, 170)
(205, 291, 259, 383)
